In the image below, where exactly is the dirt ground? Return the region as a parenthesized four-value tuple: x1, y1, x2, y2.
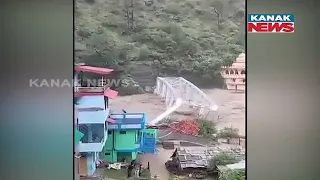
(110, 88, 245, 136)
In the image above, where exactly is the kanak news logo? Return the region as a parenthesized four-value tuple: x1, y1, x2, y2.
(248, 14, 294, 33)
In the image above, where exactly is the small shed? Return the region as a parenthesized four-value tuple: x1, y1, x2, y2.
(173, 147, 215, 169)
(166, 147, 219, 178)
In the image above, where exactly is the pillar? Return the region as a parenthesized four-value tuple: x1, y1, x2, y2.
(88, 125, 92, 143)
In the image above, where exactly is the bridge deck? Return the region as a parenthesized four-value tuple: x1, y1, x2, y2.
(161, 77, 217, 111)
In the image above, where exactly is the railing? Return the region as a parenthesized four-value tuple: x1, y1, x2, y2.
(149, 77, 218, 125)
(154, 77, 178, 108)
(179, 77, 218, 112)
(75, 86, 105, 92)
(109, 113, 145, 120)
(149, 77, 182, 125)
(78, 141, 105, 152)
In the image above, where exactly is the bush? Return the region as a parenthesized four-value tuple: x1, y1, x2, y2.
(219, 169, 245, 180)
(138, 45, 150, 60)
(197, 119, 217, 137)
(218, 127, 239, 139)
(165, 3, 181, 15)
(211, 151, 238, 166)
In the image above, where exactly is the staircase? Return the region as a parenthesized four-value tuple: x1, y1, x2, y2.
(141, 130, 157, 154)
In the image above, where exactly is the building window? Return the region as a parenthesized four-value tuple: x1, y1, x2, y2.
(232, 78, 236, 82)
(225, 70, 229, 74)
(230, 70, 234, 74)
(243, 79, 245, 82)
(241, 70, 245, 74)
(105, 153, 111, 155)
(120, 131, 126, 134)
(235, 70, 238, 74)
(78, 124, 104, 143)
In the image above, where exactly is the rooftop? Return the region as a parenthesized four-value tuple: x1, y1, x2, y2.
(107, 113, 146, 129)
(75, 65, 113, 75)
(77, 109, 109, 124)
(76, 95, 108, 124)
(76, 95, 105, 109)
(175, 147, 217, 169)
(109, 113, 146, 124)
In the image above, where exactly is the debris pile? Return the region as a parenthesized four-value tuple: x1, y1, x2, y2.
(169, 119, 200, 136)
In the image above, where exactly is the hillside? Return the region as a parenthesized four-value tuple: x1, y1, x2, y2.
(75, 0, 245, 89)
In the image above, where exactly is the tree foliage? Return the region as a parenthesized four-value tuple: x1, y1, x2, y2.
(219, 169, 245, 180)
(218, 126, 240, 138)
(210, 151, 238, 166)
(75, 0, 245, 82)
(197, 119, 218, 137)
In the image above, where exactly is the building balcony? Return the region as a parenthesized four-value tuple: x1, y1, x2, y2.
(221, 74, 246, 79)
(75, 86, 106, 93)
(78, 123, 108, 153)
(108, 113, 146, 130)
(78, 139, 106, 152)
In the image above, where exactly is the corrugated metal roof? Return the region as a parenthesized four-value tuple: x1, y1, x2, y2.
(176, 147, 217, 168)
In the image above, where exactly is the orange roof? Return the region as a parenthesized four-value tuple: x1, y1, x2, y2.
(75, 66, 114, 75)
(106, 118, 116, 124)
(104, 89, 118, 99)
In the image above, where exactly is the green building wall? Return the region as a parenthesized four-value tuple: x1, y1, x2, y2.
(103, 150, 117, 162)
(114, 130, 138, 150)
(101, 129, 140, 163)
(104, 130, 139, 150)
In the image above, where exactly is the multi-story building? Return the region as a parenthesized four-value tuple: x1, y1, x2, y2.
(101, 113, 157, 163)
(77, 95, 108, 176)
(221, 53, 246, 92)
(74, 129, 83, 180)
(74, 65, 117, 177)
(74, 65, 157, 177)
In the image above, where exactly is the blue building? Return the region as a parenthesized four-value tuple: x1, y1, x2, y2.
(76, 95, 109, 176)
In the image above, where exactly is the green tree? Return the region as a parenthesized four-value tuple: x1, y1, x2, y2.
(75, 0, 245, 88)
(197, 119, 217, 137)
(218, 127, 240, 139)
